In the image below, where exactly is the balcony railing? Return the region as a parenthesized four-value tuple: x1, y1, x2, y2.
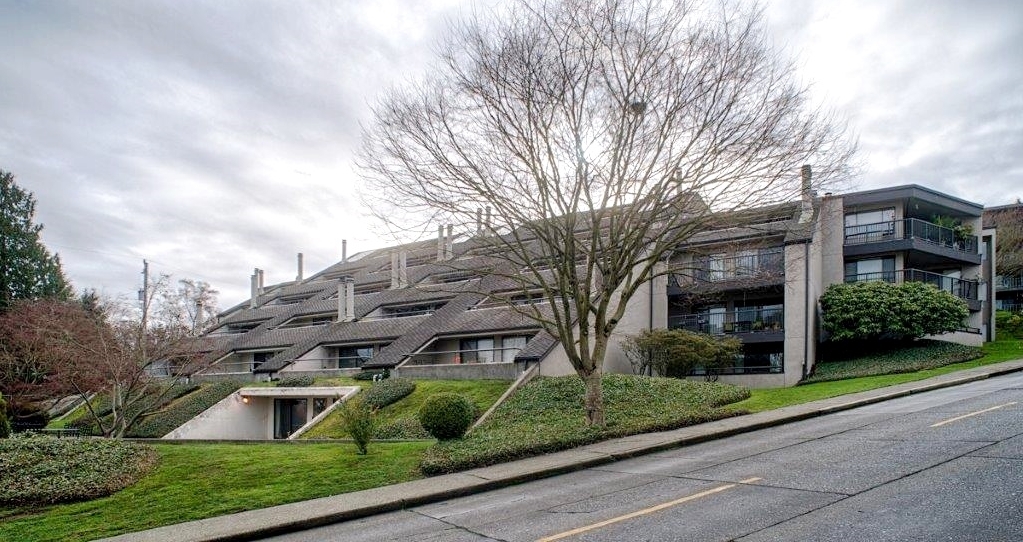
(996, 275, 1023, 291)
(404, 346, 524, 366)
(668, 307, 784, 335)
(844, 268, 978, 301)
(844, 218, 978, 254)
(669, 249, 784, 288)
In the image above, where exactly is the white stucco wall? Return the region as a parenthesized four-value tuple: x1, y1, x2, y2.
(163, 391, 272, 440)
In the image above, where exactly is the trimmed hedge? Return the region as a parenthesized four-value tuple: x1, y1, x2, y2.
(0, 434, 157, 506)
(67, 382, 200, 436)
(276, 375, 315, 388)
(821, 281, 968, 342)
(353, 369, 389, 381)
(362, 378, 416, 409)
(127, 382, 241, 438)
(418, 393, 474, 440)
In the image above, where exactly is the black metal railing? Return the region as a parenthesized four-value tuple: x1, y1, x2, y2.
(669, 248, 784, 287)
(689, 353, 784, 375)
(996, 275, 1023, 291)
(404, 346, 524, 366)
(844, 268, 978, 300)
(668, 306, 784, 335)
(844, 218, 978, 254)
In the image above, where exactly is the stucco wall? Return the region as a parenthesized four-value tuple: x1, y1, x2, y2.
(163, 392, 271, 440)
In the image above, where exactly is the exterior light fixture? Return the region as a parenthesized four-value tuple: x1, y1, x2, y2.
(242, 396, 249, 404)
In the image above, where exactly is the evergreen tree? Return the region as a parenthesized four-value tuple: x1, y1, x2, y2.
(0, 170, 71, 310)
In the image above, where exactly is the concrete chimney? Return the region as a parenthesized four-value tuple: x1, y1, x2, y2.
(798, 164, 814, 224)
(249, 270, 259, 308)
(296, 253, 304, 281)
(399, 250, 408, 288)
(342, 239, 348, 263)
(390, 250, 399, 288)
(476, 208, 483, 235)
(337, 277, 356, 322)
(257, 269, 265, 295)
(445, 224, 454, 260)
(485, 206, 492, 231)
(437, 225, 445, 261)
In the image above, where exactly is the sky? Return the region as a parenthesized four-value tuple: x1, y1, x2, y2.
(1, 0, 1021, 310)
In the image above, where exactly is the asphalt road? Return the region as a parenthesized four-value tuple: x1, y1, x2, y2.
(263, 372, 1023, 542)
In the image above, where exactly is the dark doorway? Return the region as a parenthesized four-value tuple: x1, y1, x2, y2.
(273, 398, 308, 439)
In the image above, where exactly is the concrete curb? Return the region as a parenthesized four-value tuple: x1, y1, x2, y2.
(102, 359, 1023, 542)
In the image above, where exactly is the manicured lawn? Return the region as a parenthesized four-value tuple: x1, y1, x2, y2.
(0, 441, 431, 542)
(735, 338, 1023, 412)
(301, 379, 511, 439)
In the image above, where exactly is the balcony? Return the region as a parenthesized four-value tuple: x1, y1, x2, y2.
(843, 218, 980, 264)
(844, 268, 980, 309)
(403, 346, 525, 366)
(669, 249, 784, 293)
(996, 275, 1023, 292)
(668, 307, 784, 343)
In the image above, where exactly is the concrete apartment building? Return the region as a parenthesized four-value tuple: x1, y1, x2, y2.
(194, 182, 995, 391)
(984, 202, 1023, 313)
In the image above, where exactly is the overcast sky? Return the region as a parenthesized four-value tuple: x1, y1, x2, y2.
(2, 0, 1021, 310)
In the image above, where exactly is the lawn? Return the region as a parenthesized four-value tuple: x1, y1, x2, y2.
(0, 441, 431, 542)
(735, 337, 1023, 412)
(301, 379, 511, 439)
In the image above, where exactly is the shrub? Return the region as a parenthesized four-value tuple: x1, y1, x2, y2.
(374, 416, 430, 439)
(338, 396, 376, 455)
(0, 393, 10, 438)
(621, 328, 741, 378)
(418, 393, 474, 440)
(0, 434, 157, 506)
(820, 281, 968, 342)
(353, 369, 389, 381)
(996, 310, 1023, 339)
(806, 339, 983, 383)
(127, 382, 241, 438)
(362, 378, 416, 409)
(276, 375, 315, 388)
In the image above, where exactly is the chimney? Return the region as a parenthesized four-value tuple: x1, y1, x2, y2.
(296, 253, 304, 281)
(257, 268, 265, 295)
(485, 206, 492, 231)
(437, 225, 445, 261)
(399, 250, 408, 287)
(390, 250, 399, 288)
(342, 239, 347, 263)
(337, 277, 356, 322)
(445, 224, 454, 260)
(476, 208, 483, 235)
(249, 270, 259, 308)
(798, 164, 814, 224)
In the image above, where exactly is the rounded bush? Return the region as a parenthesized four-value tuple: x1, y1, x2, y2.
(363, 378, 416, 409)
(418, 393, 474, 440)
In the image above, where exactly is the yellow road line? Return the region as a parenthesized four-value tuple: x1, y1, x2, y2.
(535, 477, 762, 542)
(930, 402, 1018, 428)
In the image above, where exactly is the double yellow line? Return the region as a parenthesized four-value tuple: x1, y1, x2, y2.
(537, 477, 762, 542)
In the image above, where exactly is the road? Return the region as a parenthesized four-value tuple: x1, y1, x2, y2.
(263, 372, 1023, 541)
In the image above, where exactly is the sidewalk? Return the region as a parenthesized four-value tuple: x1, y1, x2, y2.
(104, 359, 1023, 542)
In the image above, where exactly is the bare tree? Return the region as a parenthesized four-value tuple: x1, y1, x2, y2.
(155, 278, 220, 336)
(987, 206, 1023, 277)
(0, 283, 212, 437)
(359, 0, 854, 425)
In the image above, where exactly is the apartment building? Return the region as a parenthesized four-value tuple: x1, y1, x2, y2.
(195, 183, 994, 389)
(983, 202, 1023, 314)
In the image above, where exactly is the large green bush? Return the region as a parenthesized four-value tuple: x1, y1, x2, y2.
(820, 281, 968, 342)
(0, 434, 157, 506)
(996, 310, 1023, 339)
(127, 382, 241, 438)
(418, 393, 474, 440)
(621, 328, 741, 378)
(362, 378, 416, 409)
(276, 375, 315, 388)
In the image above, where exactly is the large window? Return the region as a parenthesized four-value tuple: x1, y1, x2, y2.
(844, 257, 896, 282)
(336, 346, 374, 368)
(501, 336, 529, 362)
(459, 338, 495, 363)
(845, 208, 896, 242)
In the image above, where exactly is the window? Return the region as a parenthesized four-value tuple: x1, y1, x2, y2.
(501, 336, 529, 362)
(845, 208, 896, 242)
(844, 258, 895, 282)
(707, 254, 726, 281)
(252, 352, 273, 371)
(379, 302, 446, 318)
(336, 346, 374, 368)
(278, 314, 335, 328)
(459, 338, 495, 363)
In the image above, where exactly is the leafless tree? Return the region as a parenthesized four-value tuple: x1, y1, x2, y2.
(987, 206, 1023, 277)
(359, 0, 854, 425)
(155, 278, 220, 336)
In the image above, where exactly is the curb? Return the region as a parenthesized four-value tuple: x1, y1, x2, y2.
(102, 360, 1023, 542)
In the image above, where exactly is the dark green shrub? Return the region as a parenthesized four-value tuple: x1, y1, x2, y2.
(362, 378, 416, 409)
(621, 328, 741, 378)
(0, 434, 157, 506)
(418, 393, 474, 440)
(0, 393, 10, 438)
(374, 416, 430, 439)
(127, 382, 241, 438)
(821, 281, 968, 342)
(338, 396, 375, 455)
(276, 375, 315, 388)
(996, 310, 1023, 339)
(353, 369, 389, 381)
(807, 339, 982, 383)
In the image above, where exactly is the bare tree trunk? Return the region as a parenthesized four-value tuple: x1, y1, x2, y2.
(582, 368, 604, 426)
